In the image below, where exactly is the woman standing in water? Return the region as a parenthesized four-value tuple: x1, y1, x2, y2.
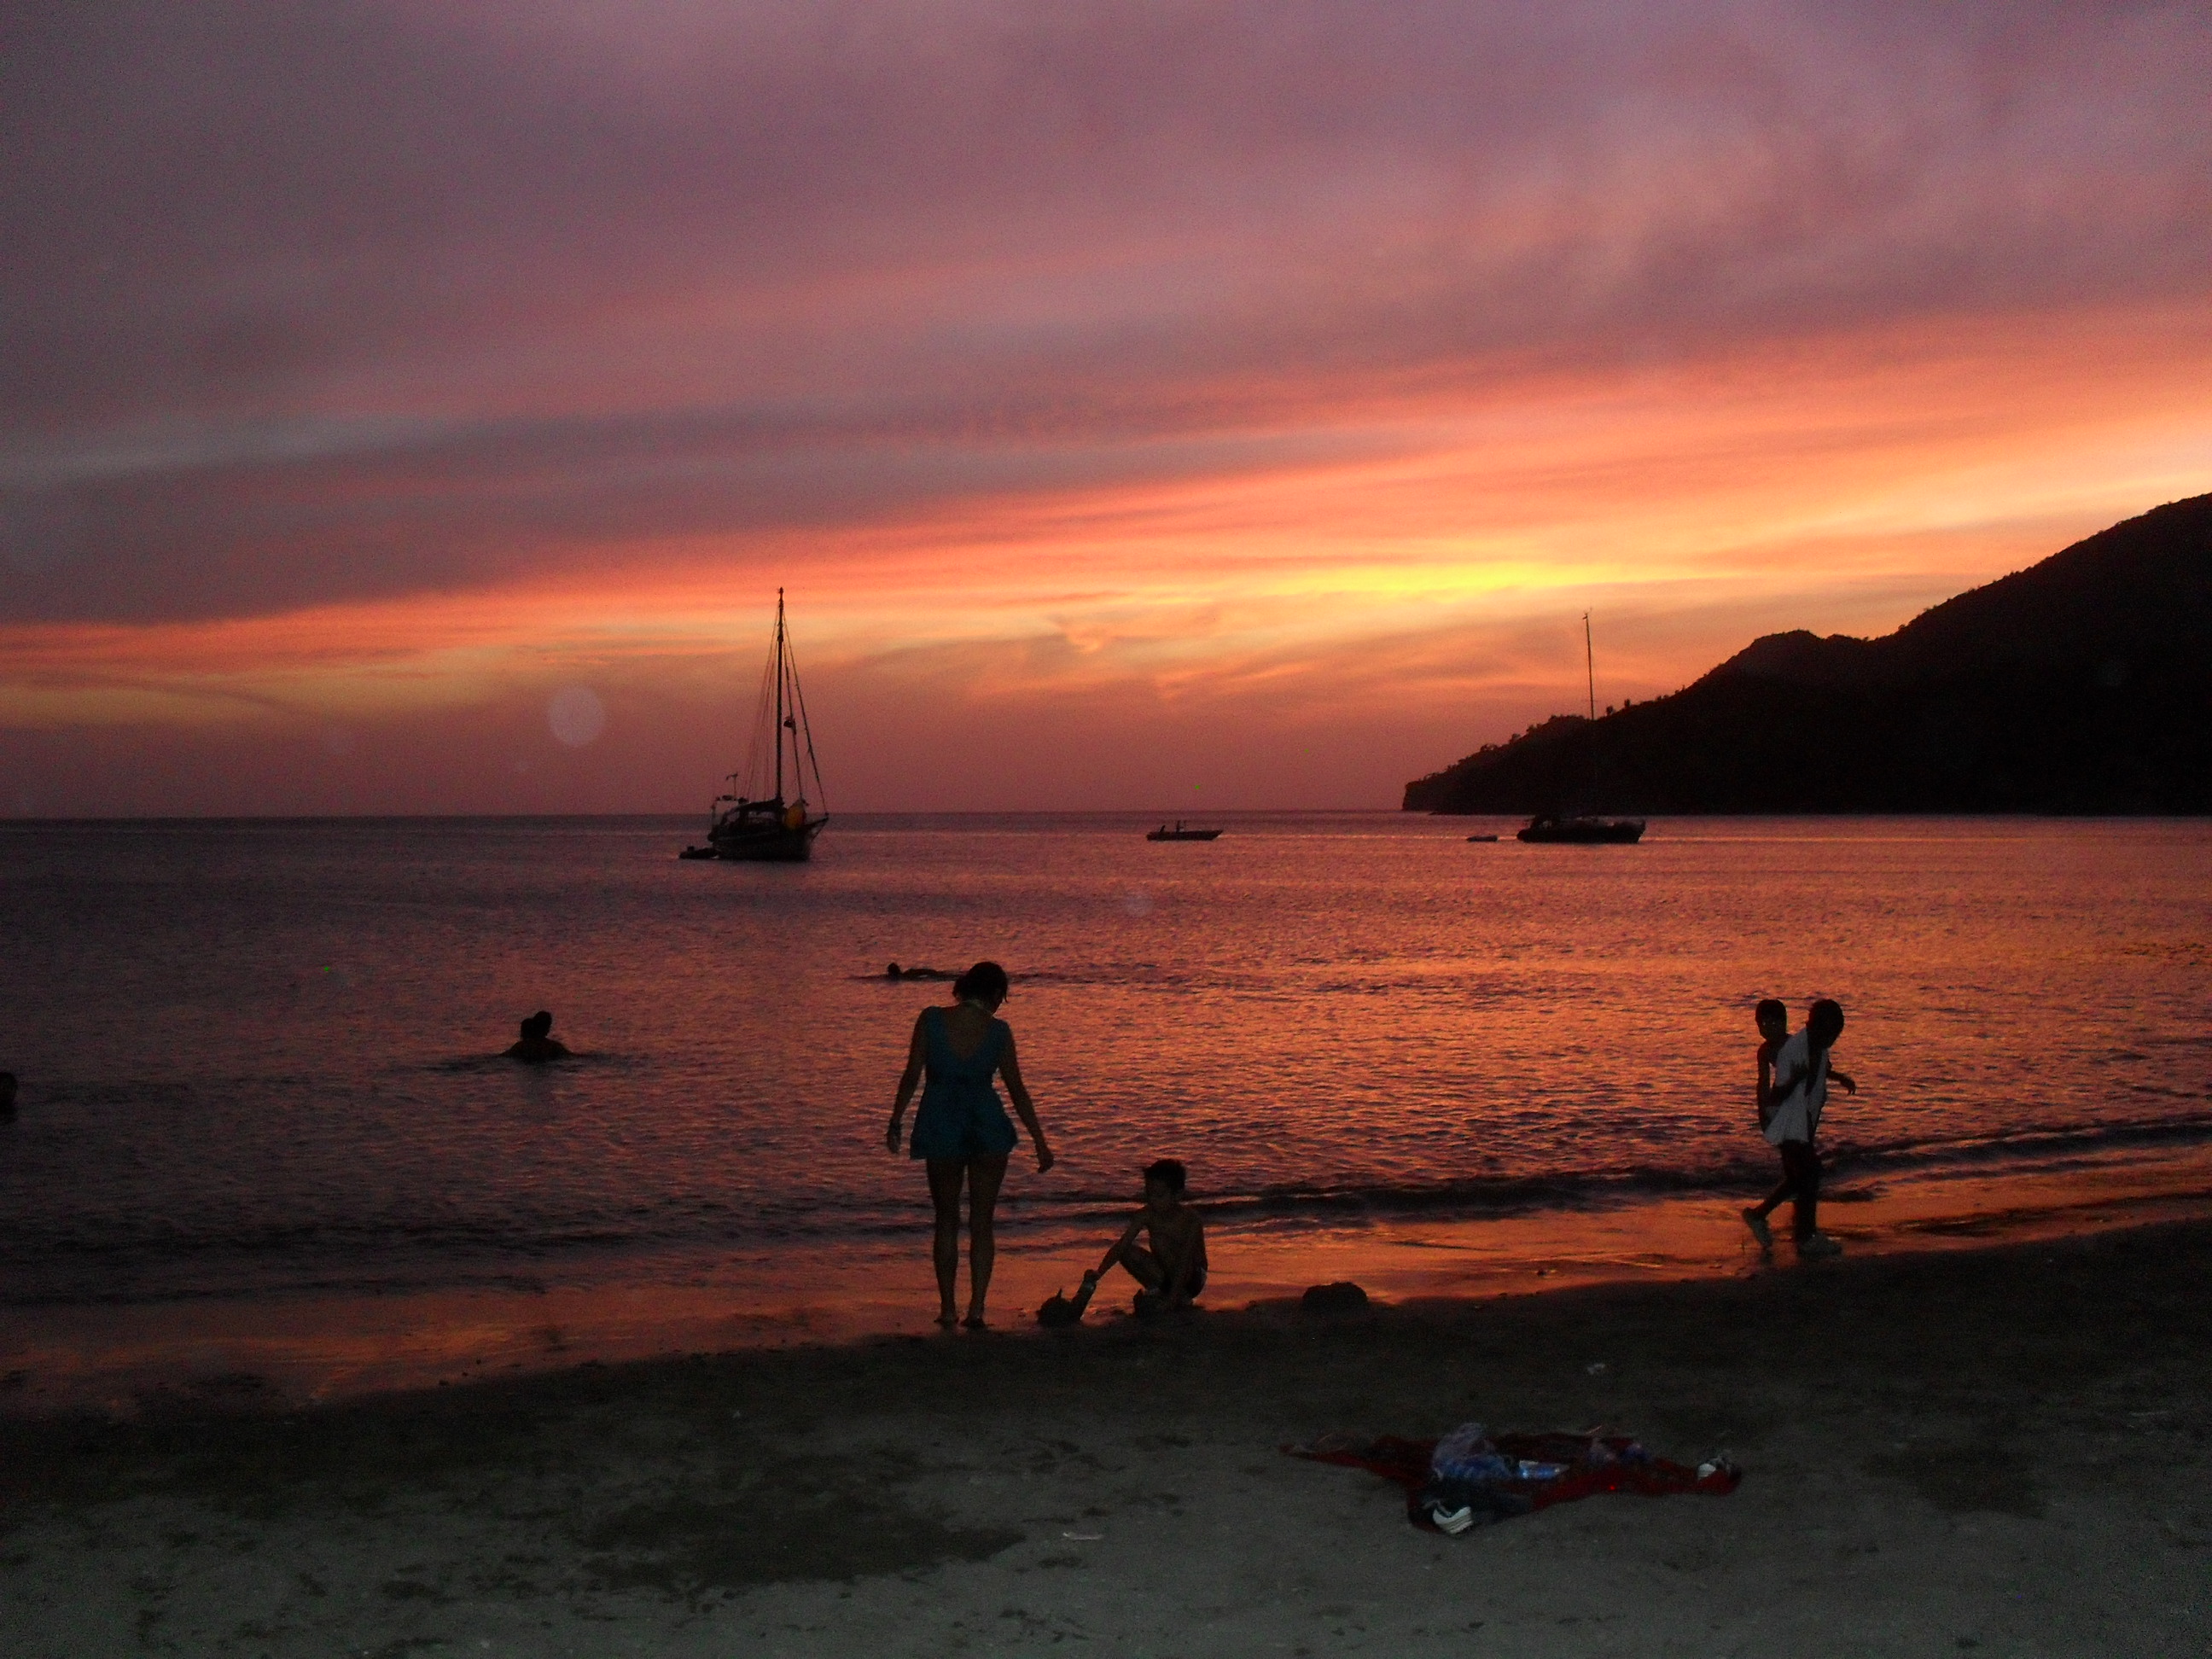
(886, 961, 1055, 1327)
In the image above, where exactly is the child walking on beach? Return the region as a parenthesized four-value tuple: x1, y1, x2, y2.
(1742, 998, 1855, 1259)
(1072, 1159, 1209, 1317)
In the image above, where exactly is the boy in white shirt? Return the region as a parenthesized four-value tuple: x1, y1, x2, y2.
(1741, 998, 1855, 1258)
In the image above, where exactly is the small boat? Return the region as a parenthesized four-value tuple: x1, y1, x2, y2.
(1517, 815, 1645, 845)
(1146, 822, 1222, 841)
(684, 591, 829, 862)
(1465, 834, 1499, 842)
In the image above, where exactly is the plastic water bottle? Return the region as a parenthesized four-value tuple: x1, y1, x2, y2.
(1430, 1423, 1514, 1484)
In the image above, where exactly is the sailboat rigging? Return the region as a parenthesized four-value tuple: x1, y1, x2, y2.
(680, 590, 829, 861)
(1584, 609, 1596, 721)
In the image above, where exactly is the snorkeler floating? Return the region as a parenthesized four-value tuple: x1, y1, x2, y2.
(504, 1010, 571, 1063)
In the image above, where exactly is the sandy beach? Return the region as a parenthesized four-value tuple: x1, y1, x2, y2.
(5, 1218, 2209, 1657)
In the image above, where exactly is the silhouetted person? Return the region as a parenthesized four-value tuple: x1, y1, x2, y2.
(1739, 998, 1790, 1252)
(885, 961, 1056, 1328)
(505, 1010, 570, 1062)
(1743, 998, 1856, 1258)
(1078, 1158, 1209, 1318)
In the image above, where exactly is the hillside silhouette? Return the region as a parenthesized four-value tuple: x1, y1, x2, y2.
(1403, 493, 2212, 815)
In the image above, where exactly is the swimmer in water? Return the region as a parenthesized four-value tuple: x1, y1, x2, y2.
(504, 1010, 571, 1062)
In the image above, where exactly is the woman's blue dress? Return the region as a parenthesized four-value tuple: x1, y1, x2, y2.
(909, 1006, 1018, 1161)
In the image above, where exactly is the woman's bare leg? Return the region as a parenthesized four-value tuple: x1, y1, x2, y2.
(925, 1159, 966, 1325)
(963, 1156, 1010, 1325)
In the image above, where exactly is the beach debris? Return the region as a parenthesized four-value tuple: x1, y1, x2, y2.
(1586, 1361, 1608, 1375)
(1061, 1531, 1103, 1541)
(1036, 1277, 1099, 1328)
(1301, 1281, 1370, 1315)
(1286, 1425, 1741, 1534)
(1037, 1292, 1081, 1328)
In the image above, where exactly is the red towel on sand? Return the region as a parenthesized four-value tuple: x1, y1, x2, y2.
(1286, 1430, 1741, 1531)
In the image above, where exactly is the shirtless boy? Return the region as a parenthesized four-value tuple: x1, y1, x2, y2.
(1081, 1158, 1208, 1315)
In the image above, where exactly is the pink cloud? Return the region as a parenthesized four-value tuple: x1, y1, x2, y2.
(3, 3, 2209, 808)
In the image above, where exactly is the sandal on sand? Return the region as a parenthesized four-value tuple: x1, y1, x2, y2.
(1740, 1208, 1773, 1250)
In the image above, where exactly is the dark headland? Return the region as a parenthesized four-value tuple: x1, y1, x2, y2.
(1404, 492, 2212, 815)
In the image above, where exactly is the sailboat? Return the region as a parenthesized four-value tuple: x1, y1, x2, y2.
(1516, 609, 1644, 846)
(681, 591, 829, 862)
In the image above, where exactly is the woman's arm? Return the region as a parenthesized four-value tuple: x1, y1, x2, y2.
(886, 1013, 928, 1154)
(998, 1031, 1055, 1172)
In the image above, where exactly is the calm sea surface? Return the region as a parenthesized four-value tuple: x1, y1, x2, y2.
(3, 813, 2209, 1393)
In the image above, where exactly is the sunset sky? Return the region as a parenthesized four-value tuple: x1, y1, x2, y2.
(4, 2, 2209, 814)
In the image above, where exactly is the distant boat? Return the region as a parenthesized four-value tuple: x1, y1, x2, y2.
(1517, 815, 1645, 844)
(1465, 834, 1499, 842)
(1147, 822, 1222, 841)
(681, 591, 829, 862)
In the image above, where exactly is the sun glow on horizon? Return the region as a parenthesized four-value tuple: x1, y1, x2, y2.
(5, 6, 2209, 812)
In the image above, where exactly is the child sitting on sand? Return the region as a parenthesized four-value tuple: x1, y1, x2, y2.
(1078, 1159, 1209, 1316)
(1742, 998, 1855, 1258)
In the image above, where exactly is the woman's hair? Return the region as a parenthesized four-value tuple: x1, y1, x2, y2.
(953, 961, 1010, 1005)
(1807, 998, 1845, 1050)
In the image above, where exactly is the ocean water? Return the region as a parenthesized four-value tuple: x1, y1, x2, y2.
(3, 813, 2209, 1402)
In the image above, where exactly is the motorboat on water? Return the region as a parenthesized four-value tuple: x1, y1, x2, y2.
(1146, 822, 1223, 841)
(680, 591, 829, 862)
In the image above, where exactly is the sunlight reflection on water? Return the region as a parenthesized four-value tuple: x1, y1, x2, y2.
(1, 812, 2207, 1336)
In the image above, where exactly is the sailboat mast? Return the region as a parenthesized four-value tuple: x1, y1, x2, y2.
(774, 589, 786, 802)
(1583, 611, 1596, 720)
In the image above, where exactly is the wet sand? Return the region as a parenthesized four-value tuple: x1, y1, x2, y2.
(4, 1220, 2209, 1657)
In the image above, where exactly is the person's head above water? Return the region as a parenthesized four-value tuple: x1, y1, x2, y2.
(1755, 998, 1788, 1040)
(1144, 1157, 1188, 1200)
(1807, 998, 1845, 1051)
(886, 962, 902, 978)
(521, 1010, 554, 1041)
(952, 960, 1010, 1009)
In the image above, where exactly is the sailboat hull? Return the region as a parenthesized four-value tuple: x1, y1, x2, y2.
(706, 815, 827, 862)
